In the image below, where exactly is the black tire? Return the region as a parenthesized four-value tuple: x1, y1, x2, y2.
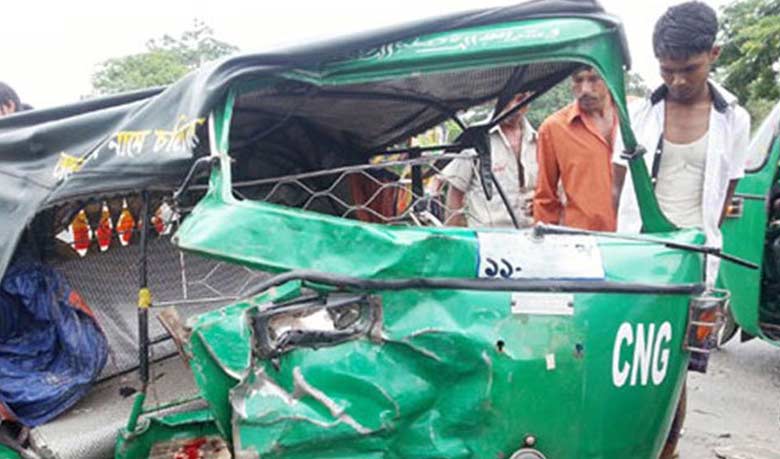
(660, 383, 686, 459)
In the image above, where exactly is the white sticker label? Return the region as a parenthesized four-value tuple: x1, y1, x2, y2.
(477, 232, 605, 280)
(511, 293, 574, 316)
(545, 353, 556, 371)
(612, 322, 673, 387)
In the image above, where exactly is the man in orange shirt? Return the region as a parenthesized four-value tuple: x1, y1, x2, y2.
(533, 66, 617, 231)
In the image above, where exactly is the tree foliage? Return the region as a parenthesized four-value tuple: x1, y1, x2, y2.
(717, 0, 780, 122)
(91, 20, 239, 95)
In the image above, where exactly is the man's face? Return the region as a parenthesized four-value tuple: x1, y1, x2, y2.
(658, 48, 719, 102)
(572, 69, 610, 114)
(499, 92, 531, 127)
(0, 101, 16, 117)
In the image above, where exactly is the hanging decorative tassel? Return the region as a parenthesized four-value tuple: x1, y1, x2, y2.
(152, 202, 177, 235)
(71, 209, 92, 257)
(117, 199, 136, 246)
(96, 201, 113, 252)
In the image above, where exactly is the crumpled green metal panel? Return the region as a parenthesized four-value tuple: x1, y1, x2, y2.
(0, 445, 19, 459)
(201, 286, 692, 459)
(178, 188, 704, 458)
(170, 12, 706, 457)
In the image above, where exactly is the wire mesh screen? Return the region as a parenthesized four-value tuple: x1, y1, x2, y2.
(42, 150, 520, 380)
(45, 202, 271, 380)
(233, 151, 522, 228)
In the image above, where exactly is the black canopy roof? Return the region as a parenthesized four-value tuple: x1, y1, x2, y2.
(0, 0, 628, 279)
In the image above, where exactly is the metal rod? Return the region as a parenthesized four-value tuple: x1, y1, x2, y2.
(138, 191, 151, 389)
(489, 170, 520, 229)
(140, 394, 204, 416)
(231, 152, 471, 189)
(242, 269, 705, 300)
(148, 335, 172, 346)
(533, 224, 759, 269)
(410, 150, 424, 211)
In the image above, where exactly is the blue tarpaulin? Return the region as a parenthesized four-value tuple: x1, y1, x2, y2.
(0, 262, 107, 427)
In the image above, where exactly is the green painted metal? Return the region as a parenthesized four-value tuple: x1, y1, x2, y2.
(115, 409, 220, 459)
(174, 176, 704, 458)
(120, 13, 709, 459)
(126, 392, 146, 432)
(229, 16, 673, 235)
(0, 445, 19, 459)
(626, 154, 678, 233)
(719, 134, 780, 341)
(230, 288, 690, 459)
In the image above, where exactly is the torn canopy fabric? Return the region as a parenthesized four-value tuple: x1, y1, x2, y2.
(0, 261, 108, 426)
(0, 0, 626, 282)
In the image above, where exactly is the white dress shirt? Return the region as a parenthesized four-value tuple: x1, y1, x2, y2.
(614, 81, 751, 283)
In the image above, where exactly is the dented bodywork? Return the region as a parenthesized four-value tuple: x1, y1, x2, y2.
(112, 2, 714, 456)
(0, 2, 730, 459)
(180, 261, 702, 459)
(163, 191, 707, 458)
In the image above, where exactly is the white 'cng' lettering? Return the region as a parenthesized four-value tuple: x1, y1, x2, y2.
(612, 322, 672, 387)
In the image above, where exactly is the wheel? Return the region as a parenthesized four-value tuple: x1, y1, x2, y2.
(659, 383, 686, 459)
(717, 302, 739, 348)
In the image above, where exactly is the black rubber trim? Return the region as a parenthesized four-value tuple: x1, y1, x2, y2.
(244, 269, 705, 298)
(734, 192, 765, 202)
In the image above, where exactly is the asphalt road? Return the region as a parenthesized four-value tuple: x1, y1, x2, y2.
(680, 338, 779, 458)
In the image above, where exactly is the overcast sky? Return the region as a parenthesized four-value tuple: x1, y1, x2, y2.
(3, 0, 732, 109)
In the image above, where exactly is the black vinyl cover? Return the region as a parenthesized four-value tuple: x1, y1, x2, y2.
(0, 0, 625, 278)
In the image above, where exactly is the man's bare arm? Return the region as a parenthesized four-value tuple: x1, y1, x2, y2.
(446, 185, 468, 227)
(719, 179, 739, 227)
(612, 164, 627, 213)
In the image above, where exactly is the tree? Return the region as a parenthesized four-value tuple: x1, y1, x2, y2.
(91, 20, 239, 95)
(625, 71, 650, 99)
(716, 0, 780, 123)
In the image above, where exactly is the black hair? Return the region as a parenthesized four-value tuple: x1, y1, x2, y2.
(571, 64, 596, 77)
(0, 82, 21, 109)
(653, 1, 718, 60)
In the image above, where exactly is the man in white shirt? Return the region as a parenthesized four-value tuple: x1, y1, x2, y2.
(613, 1, 751, 284)
(442, 93, 537, 228)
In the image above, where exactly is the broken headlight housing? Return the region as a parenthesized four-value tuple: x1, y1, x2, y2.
(684, 289, 728, 373)
(251, 294, 382, 360)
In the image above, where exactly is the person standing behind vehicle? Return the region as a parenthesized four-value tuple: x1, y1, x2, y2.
(612, 1, 750, 284)
(442, 92, 538, 228)
(0, 82, 21, 116)
(533, 66, 617, 231)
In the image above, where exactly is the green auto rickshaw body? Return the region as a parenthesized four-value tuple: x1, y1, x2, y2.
(117, 7, 708, 459)
(719, 101, 780, 343)
(0, 446, 18, 459)
(0, 3, 713, 459)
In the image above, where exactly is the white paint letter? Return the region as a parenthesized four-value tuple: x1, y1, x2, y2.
(652, 322, 672, 385)
(612, 322, 633, 387)
(631, 324, 655, 386)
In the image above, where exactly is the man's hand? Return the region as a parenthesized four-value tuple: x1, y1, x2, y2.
(446, 185, 468, 227)
(612, 164, 626, 213)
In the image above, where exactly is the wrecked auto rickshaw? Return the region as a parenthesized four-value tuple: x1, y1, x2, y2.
(719, 101, 780, 345)
(0, 1, 755, 458)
